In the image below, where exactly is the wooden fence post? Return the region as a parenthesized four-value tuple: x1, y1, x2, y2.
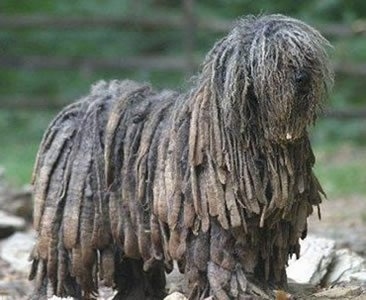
(183, 0, 196, 75)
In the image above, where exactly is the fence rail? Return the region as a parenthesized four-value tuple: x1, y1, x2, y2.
(1, 15, 365, 76)
(1, 15, 365, 37)
(1, 14, 366, 117)
(0, 56, 188, 71)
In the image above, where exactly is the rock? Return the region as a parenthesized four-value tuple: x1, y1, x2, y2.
(164, 291, 188, 300)
(0, 231, 35, 273)
(312, 285, 362, 298)
(6, 185, 33, 221)
(166, 262, 186, 294)
(0, 185, 33, 221)
(0, 210, 26, 239)
(287, 236, 366, 287)
(350, 272, 366, 282)
(288, 282, 318, 299)
(0, 280, 33, 299)
(0, 166, 6, 185)
(287, 236, 336, 285)
(323, 248, 366, 284)
(0, 167, 33, 221)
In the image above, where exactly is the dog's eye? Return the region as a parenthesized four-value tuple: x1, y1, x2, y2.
(295, 70, 310, 94)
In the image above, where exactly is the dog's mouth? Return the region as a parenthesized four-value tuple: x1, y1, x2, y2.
(279, 132, 300, 144)
(263, 117, 309, 144)
(265, 131, 303, 145)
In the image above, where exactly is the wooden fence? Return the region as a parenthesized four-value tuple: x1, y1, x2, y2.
(1, 14, 365, 36)
(1, 11, 366, 118)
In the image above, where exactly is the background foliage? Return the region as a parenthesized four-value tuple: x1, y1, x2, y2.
(0, 0, 365, 196)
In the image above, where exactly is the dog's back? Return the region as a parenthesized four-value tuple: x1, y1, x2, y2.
(30, 80, 178, 299)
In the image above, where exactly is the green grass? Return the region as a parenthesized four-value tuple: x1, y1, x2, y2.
(313, 142, 366, 198)
(0, 140, 38, 185)
(0, 110, 55, 185)
(314, 158, 366, 197)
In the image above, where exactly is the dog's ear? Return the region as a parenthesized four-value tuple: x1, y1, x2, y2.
(197, 38, 253, 141)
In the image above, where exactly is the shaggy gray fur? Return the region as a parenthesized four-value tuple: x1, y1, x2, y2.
(30, 14, 333, 299)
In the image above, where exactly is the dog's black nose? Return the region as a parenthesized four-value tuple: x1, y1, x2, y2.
(295, 70, 311, 94)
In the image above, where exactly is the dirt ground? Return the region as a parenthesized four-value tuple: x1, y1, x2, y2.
(0, 195, 365, 299)
(308, 195, 366, 256)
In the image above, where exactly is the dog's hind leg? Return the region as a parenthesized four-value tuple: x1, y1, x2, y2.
(112, 258, 166, 300)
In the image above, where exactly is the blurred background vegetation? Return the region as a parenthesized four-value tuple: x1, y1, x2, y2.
(0, 0, 365, 197)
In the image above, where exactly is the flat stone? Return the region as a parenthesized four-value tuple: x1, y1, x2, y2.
(312, 285, 362, 298)
(287, 236, 336, 285)
(166, 262, 186, 294)
(350, 272, 366, 282)
(0, 231, 35, 273)
(0, 280, 32, 299)
(323, 248, 366, 284)
(5, 185, 33, 220)
(164, 291, 188, 300)
(0, 210, 26, 239)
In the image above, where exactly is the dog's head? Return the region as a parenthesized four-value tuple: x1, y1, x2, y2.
(201, 14, 334, 143)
